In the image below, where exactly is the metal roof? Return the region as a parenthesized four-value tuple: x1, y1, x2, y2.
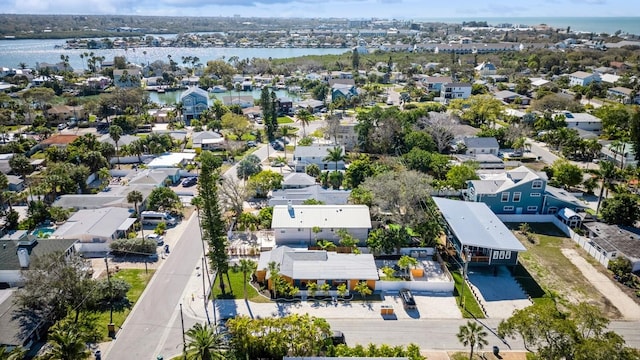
(271, 205, 371, 229)
(433, 197, 526, 252)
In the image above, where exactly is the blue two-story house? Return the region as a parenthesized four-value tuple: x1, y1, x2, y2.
(180, 86, 210, 125)
(464, 166, 586, 215)
(331, 84, 358, 102)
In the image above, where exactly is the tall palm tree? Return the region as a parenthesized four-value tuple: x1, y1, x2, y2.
(44, 325, 90, 360)
(127, 190, 144, 239)
(238, 259, 257, 300)
(323, 146, 345, 172)
(184, 323, 227, 360)
(273, 156, 287, 174)
(595, 160, 617, 217)
(297, 109, 314, 137)
(109, 125, 123, 169)
(278, 125, 296, 160)
(456, 321, 488, 360)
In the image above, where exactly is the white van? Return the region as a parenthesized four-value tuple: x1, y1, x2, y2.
(141, 211, 177, 226)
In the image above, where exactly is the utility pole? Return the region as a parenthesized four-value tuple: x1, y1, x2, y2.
(179, 303, 186, 359)
(202, 256, 210, 325)
(105, 258, 115, 337)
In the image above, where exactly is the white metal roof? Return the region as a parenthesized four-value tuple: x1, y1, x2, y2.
(433, 197, 526, 252)
(271, 205, 371, 229)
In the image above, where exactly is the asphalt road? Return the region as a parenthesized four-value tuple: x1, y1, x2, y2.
(326, 318, 640, 351)
(104, 214, 203, 360)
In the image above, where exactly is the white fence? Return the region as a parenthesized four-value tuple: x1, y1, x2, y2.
(496, 214, 611, 270)
(375, 280, 454, 293)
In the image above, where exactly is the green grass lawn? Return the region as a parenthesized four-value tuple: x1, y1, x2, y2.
(277, 116, 294, 124)
(450, 271, 485, 319)
(95, 269, 155, 340)
(211, 269, 271, 303)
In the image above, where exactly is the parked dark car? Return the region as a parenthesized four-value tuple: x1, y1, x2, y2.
(182, 177, 197, 187)
(399, 289, 417, 310)
(271, 141, 284, 151)
(330, 330, 346, 346)
(246, 140, 257, 147)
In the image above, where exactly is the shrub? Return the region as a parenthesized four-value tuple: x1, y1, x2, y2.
(109, 238, 157, 256)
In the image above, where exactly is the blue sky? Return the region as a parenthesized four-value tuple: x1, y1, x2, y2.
(6, 0, 640, 18)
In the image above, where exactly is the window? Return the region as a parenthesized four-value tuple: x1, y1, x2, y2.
(513, 192, 521, 202)
(501, 192, 510, 202)
(531, 193, 541, 197)
(548, 207, 558, 214)
(532, 180, 543, 189)
(527, 206, 538, 212)
(503, 206, 514, 211)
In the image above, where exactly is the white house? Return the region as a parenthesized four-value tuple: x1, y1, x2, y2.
(568, 71, 600, 87)
(271, 204, 371, 246)
(51, 207, 137, 253)
(601, 142, 637, 168)
(475, 62, 497, 76)
(463, 137, 499, 156)
(607, 86, 639, 104)
(292, 145, 346, 172)
(269, 185, 351, 206)
(441, 82, 471, 103)
(192, 131, 225, 151)
(561, 112, 602, 132)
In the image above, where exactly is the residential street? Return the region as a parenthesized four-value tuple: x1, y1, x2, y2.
(104, 213, 203, 360)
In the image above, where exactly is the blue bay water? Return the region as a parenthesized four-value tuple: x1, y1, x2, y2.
(0, 38, 349, 69)
(417, 17, 640, 35)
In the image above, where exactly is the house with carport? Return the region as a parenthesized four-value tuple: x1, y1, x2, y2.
(255, 246, 379, 297)
(271, 204, 371, 246)
(51, 207, 136, 253)
(433, 197, 526, 267)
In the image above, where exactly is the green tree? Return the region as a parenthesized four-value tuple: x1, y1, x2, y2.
(127, 190, 144, 239)
(456, 321, 488, 360)
(344, 155, 375, 189)
(238, 259, 257, 300)
(601, 192, 640, 226)
(236, 154, 262, 181)
(184, 323, 227, 360)
(552, 160, 583, 190)
(449, 95, 504, 127)
(595, 160, 617, 216)
(199, 151, 230, 295)
(323, 146, 345, 172)
(147, 187, 181, 212)
(297, 108, 314, 137)
(43, 322, 90, 360)
(109, 125, 123, 169)
(15, 252, 95, 325)
(397, 255, 419, 277)
(305, 163, 321, 178)
(0, 346, 25, 360)
(351, 48, 360, 70)
(247, 170, 283, 198)
(445, 163, 479, 189)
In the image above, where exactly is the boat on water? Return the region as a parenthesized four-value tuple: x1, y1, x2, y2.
(157, 88, 165, 93)
(208, 85, 228, 93)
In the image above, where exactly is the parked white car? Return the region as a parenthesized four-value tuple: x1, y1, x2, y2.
(146, 233, 164, 245)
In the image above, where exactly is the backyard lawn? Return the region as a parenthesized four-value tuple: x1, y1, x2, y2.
(507, 223, 622, 318)
(95, 269, 155, 340)
(277, 116, 294, 124)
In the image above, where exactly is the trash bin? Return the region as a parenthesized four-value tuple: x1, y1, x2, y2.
(493, 346, 500, 355)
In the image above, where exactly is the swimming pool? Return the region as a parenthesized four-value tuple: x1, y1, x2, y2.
(31, 227, 56, 238)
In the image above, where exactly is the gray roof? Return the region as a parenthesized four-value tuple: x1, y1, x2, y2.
(463, 137, 499, 149)
(258, 246, 379, 280)
(53, 184, 154, 210)
(99, 134, 140, 147)
(52, 207, 133, 240)
(0, 290, 34, 347)
(544, 186, 586, 208)
(180, 86, 209, 100)
(494, 90, 530, 100)
(192, 131, 223, 144)
(269, 185, 351, 206)
(470, 166, 547, 194)
(283, 172, 316, 187)
(0, 238, 77, 271)
(294, 145, 343, 159)
(583, 222, 640, 260)
(433, 197, 526, 252)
